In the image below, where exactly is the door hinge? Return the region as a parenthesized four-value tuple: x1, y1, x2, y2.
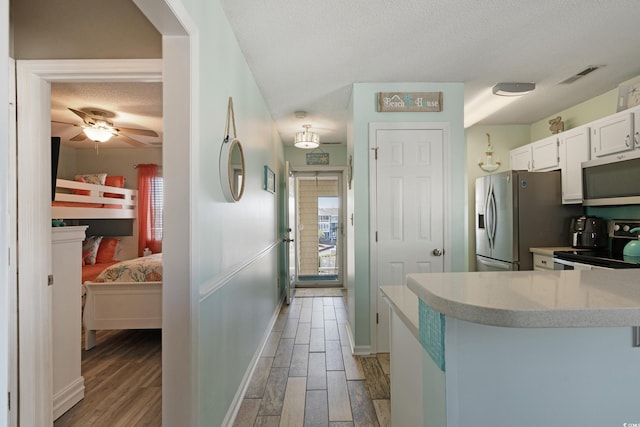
(48, 274, 54, 286)
(375, 231, 378, 242)
(376, 313, 379, 324)
(7, 392, 10, 411)
(372, 146, 379, 160)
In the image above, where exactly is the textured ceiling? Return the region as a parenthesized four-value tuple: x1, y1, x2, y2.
(50, 82, 162, 149)
(220, 0, 640, 145)
(44, 0, 640, 149)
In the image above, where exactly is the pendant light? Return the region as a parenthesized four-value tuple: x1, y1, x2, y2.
(294, 124, 320, 149)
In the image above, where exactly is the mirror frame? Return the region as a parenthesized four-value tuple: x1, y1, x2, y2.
(219, 138, 245, 202)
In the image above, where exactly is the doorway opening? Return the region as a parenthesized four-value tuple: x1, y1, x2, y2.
(291, 170, 344, 287)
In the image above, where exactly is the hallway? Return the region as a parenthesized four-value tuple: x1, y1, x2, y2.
(233, 290, 391, 426)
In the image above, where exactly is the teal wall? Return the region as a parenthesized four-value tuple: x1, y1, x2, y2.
(172, 0, 285, 424)
(284, 144, 347, 167)
(349, 83, 466, 350)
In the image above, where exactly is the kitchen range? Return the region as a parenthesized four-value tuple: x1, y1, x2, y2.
(554, 219, 640, 269)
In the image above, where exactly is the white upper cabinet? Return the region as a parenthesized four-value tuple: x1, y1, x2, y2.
(591, 111, 634, 158)
(559, 125, 590, 204)
(531, 135, 560, 171)
(509, 145, 531, 171)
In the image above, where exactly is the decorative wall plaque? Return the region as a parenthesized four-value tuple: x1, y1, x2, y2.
(306, 152, 329, 165)
(377, 92, 443, 112)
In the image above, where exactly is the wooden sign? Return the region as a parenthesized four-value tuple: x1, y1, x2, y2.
(306, 152, 329, 165)
(377, 92, 443, 112)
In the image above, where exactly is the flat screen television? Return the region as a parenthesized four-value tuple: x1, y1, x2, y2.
(51, 137, 61, 202)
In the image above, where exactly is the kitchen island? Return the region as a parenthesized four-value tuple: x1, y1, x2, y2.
(382, 270, 640, 427)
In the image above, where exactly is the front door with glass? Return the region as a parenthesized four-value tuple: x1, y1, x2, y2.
(292, 171, 343, 287)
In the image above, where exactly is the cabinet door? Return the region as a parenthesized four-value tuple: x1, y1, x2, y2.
(509, 145, 531, 171)
(531, 136, 560, 171)
(559, 126, 590, 204)
(591, 111, 633, 158)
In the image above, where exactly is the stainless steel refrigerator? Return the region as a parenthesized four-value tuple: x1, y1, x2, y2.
(475, 170, 580, 271)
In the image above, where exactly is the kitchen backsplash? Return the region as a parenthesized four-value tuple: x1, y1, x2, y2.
(585, 205, 640, 221)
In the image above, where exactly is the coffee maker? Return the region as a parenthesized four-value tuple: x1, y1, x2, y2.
(570, 216, 607, 248)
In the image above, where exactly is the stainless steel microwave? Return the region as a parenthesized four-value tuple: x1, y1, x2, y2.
(582, 150, 640, 206)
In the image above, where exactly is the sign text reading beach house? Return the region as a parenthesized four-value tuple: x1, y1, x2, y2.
(377, 92, 443, 112)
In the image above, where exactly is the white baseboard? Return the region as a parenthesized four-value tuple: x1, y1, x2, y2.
(222, 297, 284, 426)
(53, 376, 84, 420)
(344, 319, 372, 355)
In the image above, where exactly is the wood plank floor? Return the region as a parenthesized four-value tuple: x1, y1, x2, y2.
(234, 290, 391, 427)
(54, 289, 390, 426)
(54, 329, 162, 427)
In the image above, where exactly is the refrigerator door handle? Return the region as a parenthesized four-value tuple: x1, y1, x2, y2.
(489, 188, 498, 247)
(485, 184, 493, 249)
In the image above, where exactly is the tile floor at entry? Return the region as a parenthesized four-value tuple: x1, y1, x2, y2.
(233, 289, 391, 427)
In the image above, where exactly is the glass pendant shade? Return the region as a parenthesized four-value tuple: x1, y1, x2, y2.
(83, 127, 113, 142)
(294, 124, 319, 149)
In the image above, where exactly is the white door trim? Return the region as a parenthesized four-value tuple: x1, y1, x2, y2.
(16, 58, 162, 426)
(13, 1, 197, 424)
(368, 122, 452, 353)
(290, 166, 348, 287)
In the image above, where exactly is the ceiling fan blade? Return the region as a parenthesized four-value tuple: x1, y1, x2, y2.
(116, 133, 149, 148)
(68, 108, 92, 122)
(51, 120, 82, 127)
(70, 131, 88, 141)
(115, 126, 159, 137)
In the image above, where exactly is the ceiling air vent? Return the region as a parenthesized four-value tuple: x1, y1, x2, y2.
(559, 66, 600, 84)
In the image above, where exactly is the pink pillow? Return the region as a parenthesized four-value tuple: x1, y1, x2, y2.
(73, 176, 89, 196)
(104, 176, 125, 199)
(96, 238, 120, 263)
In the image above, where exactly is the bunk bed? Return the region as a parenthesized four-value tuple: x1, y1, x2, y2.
(51, 176, 162, 350)
(52, 178, 137, 219)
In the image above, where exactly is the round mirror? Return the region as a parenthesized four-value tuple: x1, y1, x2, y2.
(219, 138, 245, 202)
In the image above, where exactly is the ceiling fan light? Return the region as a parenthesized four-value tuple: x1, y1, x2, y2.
(294, 124, 320, 149)
(83, 127, 112, 142)
(492, 82, 536, 97)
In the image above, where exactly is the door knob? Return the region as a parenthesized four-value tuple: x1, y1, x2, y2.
(432, 249, 444, 256)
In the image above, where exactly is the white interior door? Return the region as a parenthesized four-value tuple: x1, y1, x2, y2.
(372, 125, 445, 352)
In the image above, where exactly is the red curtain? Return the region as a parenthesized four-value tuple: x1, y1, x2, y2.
(137, 163, 162, 256)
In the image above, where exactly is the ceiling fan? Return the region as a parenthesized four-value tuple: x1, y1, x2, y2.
(52, 108, 159, 147)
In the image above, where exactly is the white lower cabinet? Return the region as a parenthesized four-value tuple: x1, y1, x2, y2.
(389, 307, 424, 427)
(559, 125, 590, 204)
(533, 253, 555, 271)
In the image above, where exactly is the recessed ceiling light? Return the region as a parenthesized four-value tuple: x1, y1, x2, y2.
(492, 82, 536, 96)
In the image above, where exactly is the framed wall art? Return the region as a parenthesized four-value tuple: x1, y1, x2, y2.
(264, 165, 276, 193)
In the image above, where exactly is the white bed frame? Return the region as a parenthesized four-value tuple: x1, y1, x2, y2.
(52, 178, 138, 219)
(83, 281, 162, 350)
